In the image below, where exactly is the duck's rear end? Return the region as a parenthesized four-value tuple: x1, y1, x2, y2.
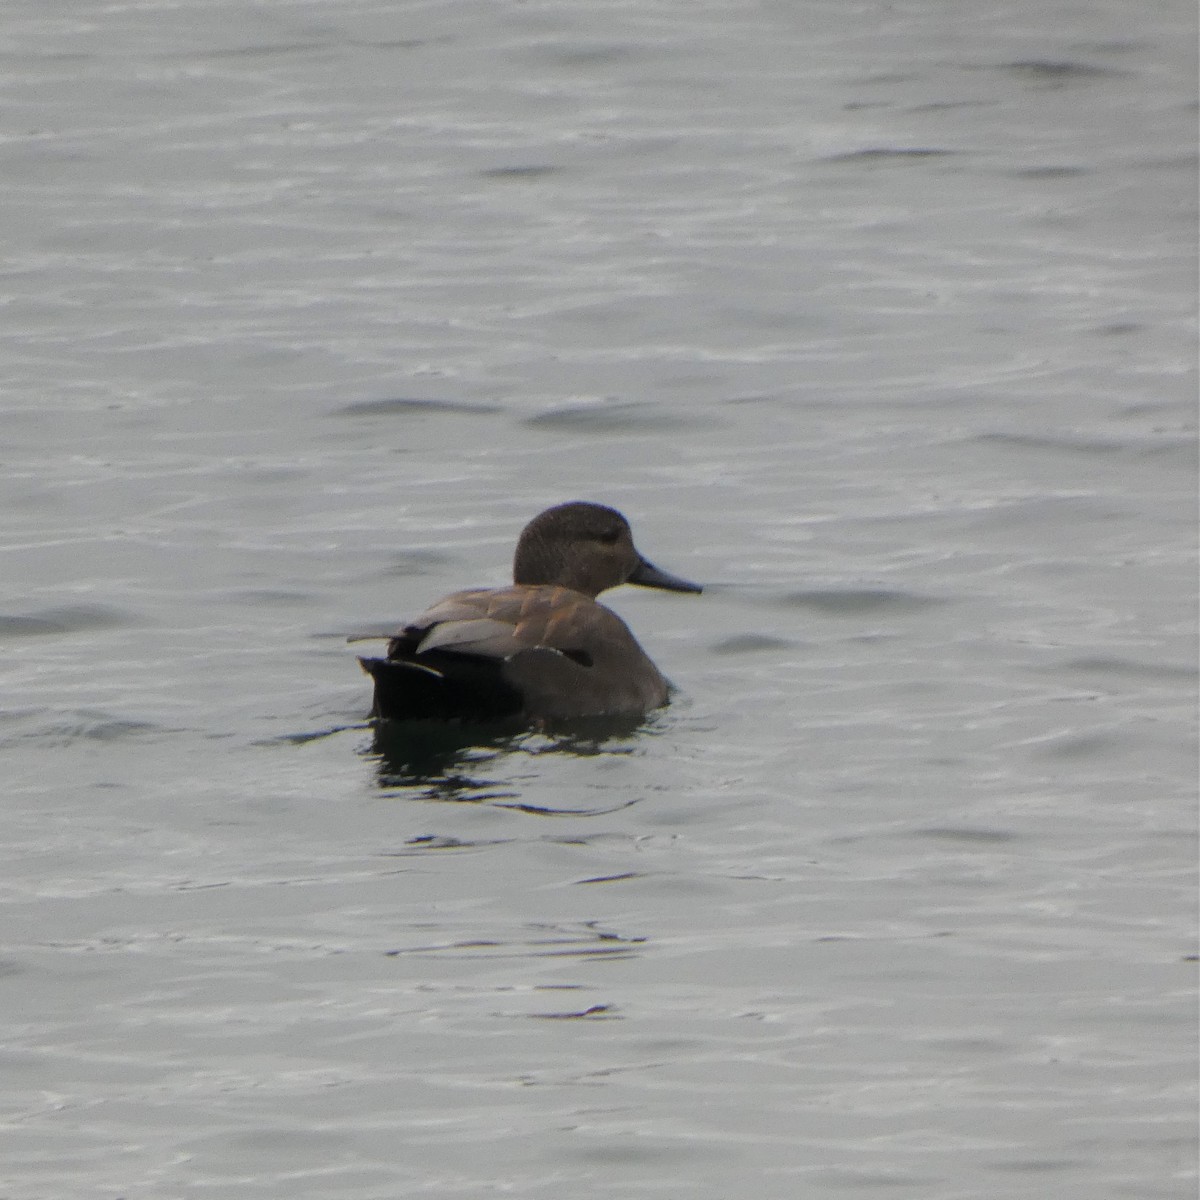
(358, 652, 524, 723)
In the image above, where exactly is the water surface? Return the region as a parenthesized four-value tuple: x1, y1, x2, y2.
(1, 1, 1196, 1197)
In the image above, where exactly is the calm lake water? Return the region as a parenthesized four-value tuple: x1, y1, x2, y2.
(1, 1, 1196, 1197)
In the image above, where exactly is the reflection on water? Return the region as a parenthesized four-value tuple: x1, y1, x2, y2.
(368, 721, 524, 801)
(365, 714, 651, 804)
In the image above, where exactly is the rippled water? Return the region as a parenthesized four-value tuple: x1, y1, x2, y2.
(1, 1, 1196, 1197)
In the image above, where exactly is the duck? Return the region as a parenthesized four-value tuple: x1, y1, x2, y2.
(357, 501, 702, 724)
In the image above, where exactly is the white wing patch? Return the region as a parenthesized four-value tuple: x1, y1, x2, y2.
(417, 617, 520, 659)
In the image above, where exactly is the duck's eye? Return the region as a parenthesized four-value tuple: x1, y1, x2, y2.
(597, 527, 622, 545)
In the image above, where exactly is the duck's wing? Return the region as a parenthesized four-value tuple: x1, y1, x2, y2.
(390, 586, 601, 662)
(417, 617, 522, 658)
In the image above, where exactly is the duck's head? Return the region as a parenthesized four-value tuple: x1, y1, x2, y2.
(513, 501, 703, 599)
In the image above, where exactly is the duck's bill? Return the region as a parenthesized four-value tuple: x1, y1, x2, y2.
(629, 557, 703, 594)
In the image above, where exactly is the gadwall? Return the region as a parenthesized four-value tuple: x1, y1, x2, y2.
(358, 501, 702, 723)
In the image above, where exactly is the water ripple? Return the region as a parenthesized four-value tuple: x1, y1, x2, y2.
(0, 605, 135, 638)
(776, 589, 945, 615)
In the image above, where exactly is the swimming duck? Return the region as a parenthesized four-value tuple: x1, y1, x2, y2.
(358, 501, 702, 723)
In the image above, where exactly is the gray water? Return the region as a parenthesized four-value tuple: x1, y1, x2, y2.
(1, 1, 1196, 1197)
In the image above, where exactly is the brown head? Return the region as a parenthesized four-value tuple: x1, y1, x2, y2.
(512, 501, 703, 599)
